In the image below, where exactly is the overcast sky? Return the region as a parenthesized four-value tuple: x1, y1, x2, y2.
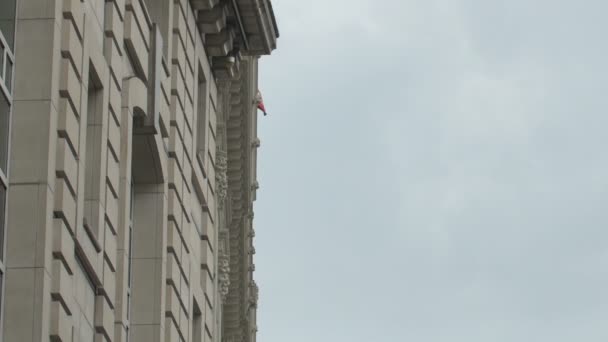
(253, 1, 608, 341)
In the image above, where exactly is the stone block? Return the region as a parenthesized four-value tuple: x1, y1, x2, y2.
(203, 297, 213, 337)
(106, 151, 120, 199)
(172, 3, 187, 48)
(50, 300, 72, 342)
(170, 96, 186, 139)
(184, 67, 194, 111)
(94, 295, 114, 341)
(4, 268, 51, 342)
(56, 138, 78, 197)
(54, 178, 77, 236)
(124, 9, 149, 82)
(14, 19, 58, 102)
(59, 58, 82, 118)
(185, 8, 195, 63)
(201, 242, 214, 279)
(105, 186, 119, 235)
(113, 249, 129, 324)
(51, 259, 74, 315)
(100, 259, 116, 309)
(109, 0, 125, 21)
(62, 0, 84, 41)
(113, 323, 127, 342)
(165, 284, 181, 326)
(180, 247, 190, 285)
(109, 78, 123, 124)
(105, 36, 124, 92)
(107, 112, 121, 162)
(57, 98, 80, 156)
(164, 317, 179, 342)
(132, 192, 164, 259)
(61, 17, 84, 80)
(53, 218, 75, 273)
(171, 64, 186, 113)
(83, 199, 104, 251)
(104, 222, 117, 272)
(75, 224, 103, 283)
(130, 258, 162, 325)
(104, 1, 125, 55)
(201, 212, 215, 252)
(9, 100, 56, 184)
(183, 112, 194, 158)
(167, 221, 182, 263)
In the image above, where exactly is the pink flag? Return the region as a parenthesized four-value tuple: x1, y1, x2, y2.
(255, 90, 267, 116)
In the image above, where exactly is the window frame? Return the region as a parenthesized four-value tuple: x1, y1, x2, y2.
(0, 4, 16, 341)
(0, 30, 15, 98)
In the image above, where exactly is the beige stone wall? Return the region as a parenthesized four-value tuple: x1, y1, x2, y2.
(3, 0, 266, 341)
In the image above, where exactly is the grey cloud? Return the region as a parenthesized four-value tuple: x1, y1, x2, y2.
(254, 1, 608, 341)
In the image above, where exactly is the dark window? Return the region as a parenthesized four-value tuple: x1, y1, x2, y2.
(0, 41, 4, 76)
(83, 66, 104, 237)
(5, 58, 12, 92)
(0, 92, 9, 172)
(0, 185, 5, 259)
(192, 301, 203, 342)
(0, 0, 16, 50)
(0, 272, 3, 319)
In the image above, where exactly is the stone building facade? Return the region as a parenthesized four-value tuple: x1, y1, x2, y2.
(0, 0, 278, 342)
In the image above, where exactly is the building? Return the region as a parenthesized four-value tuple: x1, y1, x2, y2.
(0, 0, 278, 341)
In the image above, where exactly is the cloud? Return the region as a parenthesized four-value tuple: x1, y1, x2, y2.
(255, 1, 608, 341)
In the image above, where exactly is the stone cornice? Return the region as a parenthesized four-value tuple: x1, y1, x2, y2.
(190, 0, 279, 82)
(220, 57, 259, 342)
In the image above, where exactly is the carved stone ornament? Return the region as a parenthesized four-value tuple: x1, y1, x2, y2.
(215, 149, 228, 208)
(249, 280, 259, 307)
(218, 250, 231, 302)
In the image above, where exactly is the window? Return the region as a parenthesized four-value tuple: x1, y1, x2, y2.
(0, 185, 6, 259)
(83, 66, 104, 238)
(0, 0, 16, 94)
(192, 301, 203, 342)
(0, 92, 9, 173)
(0, 0, 16, 50)
(0, 43, 4, 75)
(0, 2, 14, 336)
(5, 58, 12, 92)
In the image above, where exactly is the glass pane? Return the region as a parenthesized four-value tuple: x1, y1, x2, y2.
(0, 271, 3, 316)
(0, 185, 5, 260)
(0, 92, 9, 172)
(0, 0, 17, 50)
(5, 58, 12, 92)
(0, 43, 4, 79)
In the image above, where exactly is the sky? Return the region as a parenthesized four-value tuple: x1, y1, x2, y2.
(253, 1, 608, 341)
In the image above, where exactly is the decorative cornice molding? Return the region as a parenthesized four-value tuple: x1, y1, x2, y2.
(218, 254, 231, 302)
(249, 280, 259, 308)
(215, 149, 228, 209)
(218, 230, 231, 303)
